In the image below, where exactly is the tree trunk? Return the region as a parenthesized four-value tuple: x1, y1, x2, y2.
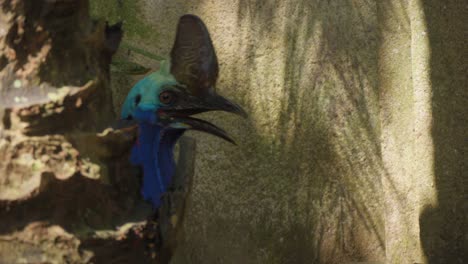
(0, 1, 142, 262)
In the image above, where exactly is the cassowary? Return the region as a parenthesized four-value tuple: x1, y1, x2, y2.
(120, 15, 246, 208)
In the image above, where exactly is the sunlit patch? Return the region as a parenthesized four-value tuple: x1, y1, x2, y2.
(13, 80, 22, 89)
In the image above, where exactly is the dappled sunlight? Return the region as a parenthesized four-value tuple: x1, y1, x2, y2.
(409, 0, 437, 211)
(189, 0, 386, 263)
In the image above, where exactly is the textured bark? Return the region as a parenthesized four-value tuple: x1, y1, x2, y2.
(0, 1, 141, 263)
(0, 1, 202, 263)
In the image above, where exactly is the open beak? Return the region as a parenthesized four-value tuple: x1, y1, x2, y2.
(157, 91, 247, 144)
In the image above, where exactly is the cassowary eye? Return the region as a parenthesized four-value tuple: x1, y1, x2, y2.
(135, 94, 141, 105)
(159, 91, 175, 105)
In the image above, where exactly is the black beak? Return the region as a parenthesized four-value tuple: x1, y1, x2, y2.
(157, 89, 247, 144)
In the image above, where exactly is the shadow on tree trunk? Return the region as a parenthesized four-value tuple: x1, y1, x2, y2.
(419, 1, 467, 263)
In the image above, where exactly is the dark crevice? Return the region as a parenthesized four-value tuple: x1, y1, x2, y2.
(2, 109, 11, 130)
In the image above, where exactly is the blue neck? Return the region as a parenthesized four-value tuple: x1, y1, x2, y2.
(130, 122, 184, 209)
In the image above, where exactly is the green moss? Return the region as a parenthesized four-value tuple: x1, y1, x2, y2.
(90, 0, 158, 43)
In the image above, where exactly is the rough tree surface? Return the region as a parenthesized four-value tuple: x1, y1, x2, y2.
(0, 1, 152, 263)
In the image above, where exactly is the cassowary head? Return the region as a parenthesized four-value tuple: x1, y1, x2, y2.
(121, 15, 246, 208)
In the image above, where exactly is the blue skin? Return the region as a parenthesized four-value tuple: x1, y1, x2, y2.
(121, 61, 183, 208)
